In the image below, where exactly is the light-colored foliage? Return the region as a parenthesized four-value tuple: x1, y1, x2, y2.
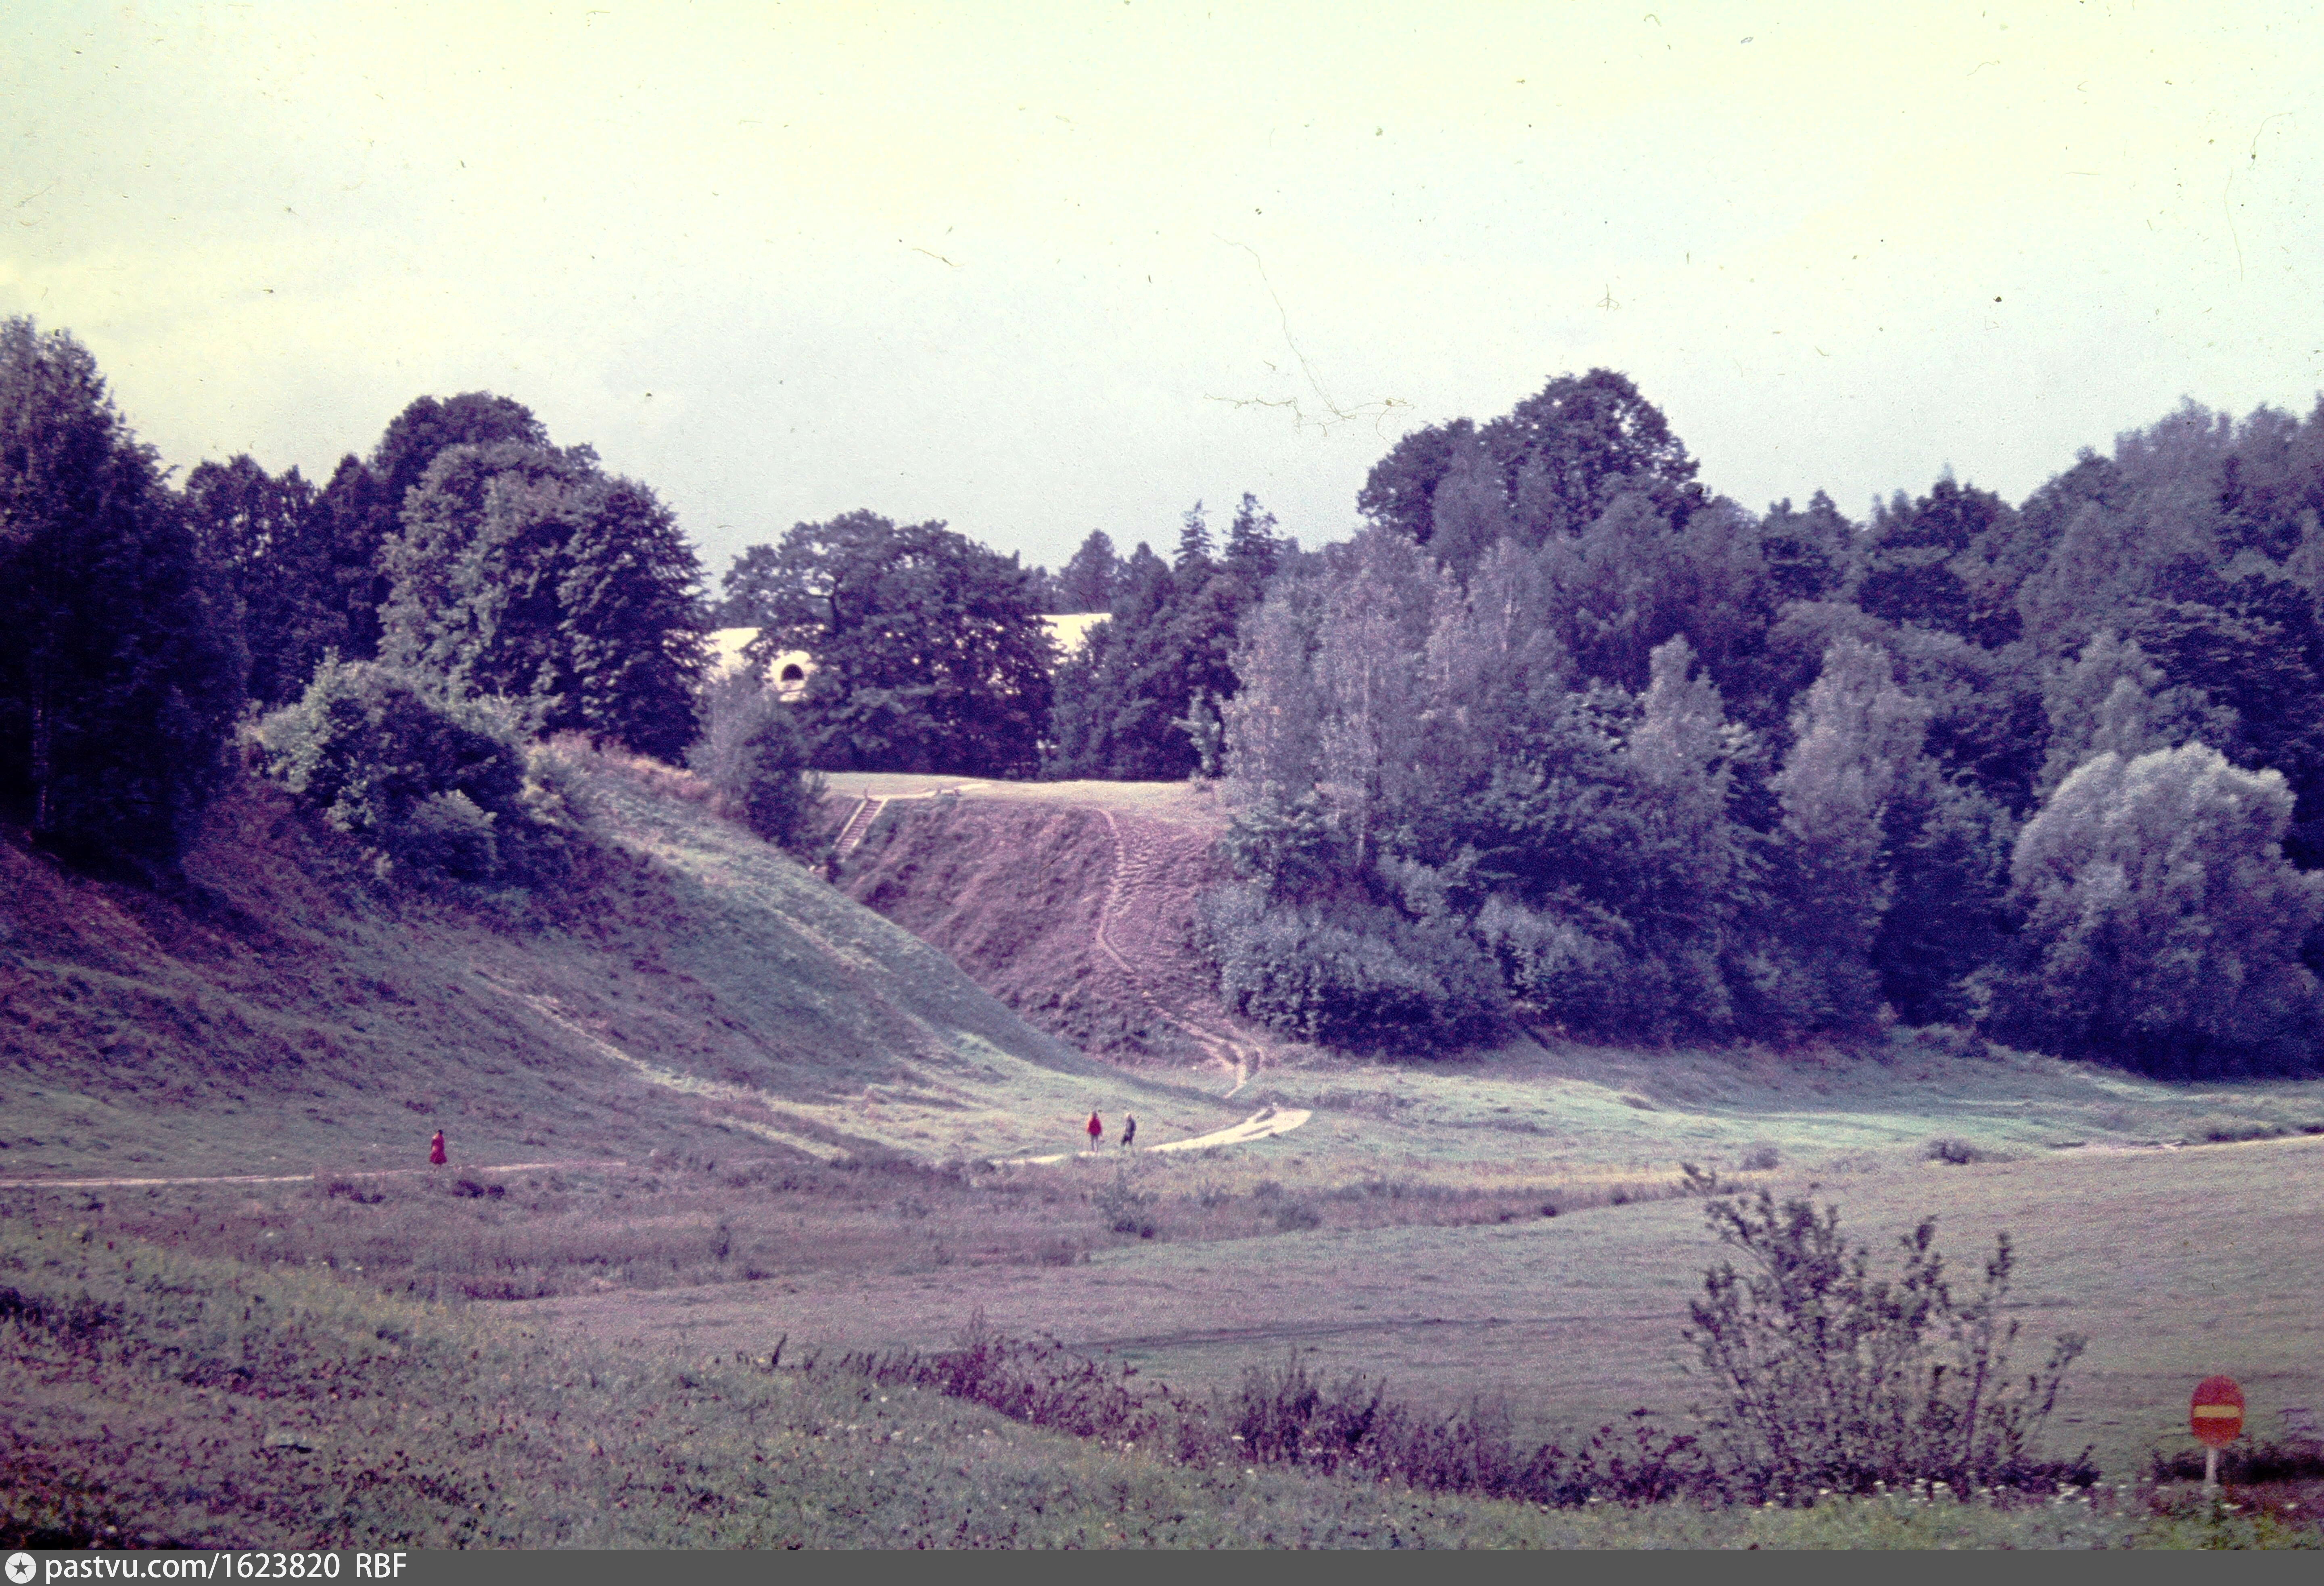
(1774, 638, 1930, 1027)
(2036, 631, 2227, 799)
(1993, 743, 2324, 1067)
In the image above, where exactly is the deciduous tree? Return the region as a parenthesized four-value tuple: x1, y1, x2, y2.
(1771, 637, 1929, 1028)
(382, 442, 708, 759)
(1988, 743, 2324, 1073)
(742, 510, 1053, 777)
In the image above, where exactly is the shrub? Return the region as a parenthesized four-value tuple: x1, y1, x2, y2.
(1271, 1200, 1323, 1232)
(1093, 1170, 1158, 1237)
(2150, 1436, 2324, 1483)
(1739, 1144, 1782, 1172)
(255, 657, 570, 883)
(1217, 787, 1346, 901)
(2191, 1116, 2283, 1144)
(1684, 1187, 2092, 1496)
(842, 1312, 1172, 1442)
(1471, 894, 1638, 1031)
(1927, 1137, 1983, 1165)
(1194, 882, 1507, 1049)
(688, 672, 824, 853)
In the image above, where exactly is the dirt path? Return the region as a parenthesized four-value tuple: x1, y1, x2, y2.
(1093, 808, 1261, 1095)
(0, 1159, 627, 1191)
(995, 1103, 1309, 1166)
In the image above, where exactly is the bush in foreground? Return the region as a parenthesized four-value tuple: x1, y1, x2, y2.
(1682, 1180, 2094, 1496)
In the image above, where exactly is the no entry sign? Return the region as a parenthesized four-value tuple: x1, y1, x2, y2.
(2190, 1376, 2245, 1448)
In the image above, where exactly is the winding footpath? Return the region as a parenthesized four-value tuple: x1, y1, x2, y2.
(1092, 808, 1262, 1097)
(992, 1102, 1310, 1166)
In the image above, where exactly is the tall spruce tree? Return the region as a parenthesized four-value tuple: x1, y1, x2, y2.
(0, 318, 245, 874)
(182, 454, 345, 707)
(1046, 497, 1289, 781)
(1174, 501, 1214, 572)
(1057, 529, 1122, 613)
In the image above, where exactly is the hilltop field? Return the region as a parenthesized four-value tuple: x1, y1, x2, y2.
(5, 758, 2323, 1546)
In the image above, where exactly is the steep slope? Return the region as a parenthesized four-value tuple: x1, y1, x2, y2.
(833, 786, 1266, 1080)
(0, 750, 1234, 1178)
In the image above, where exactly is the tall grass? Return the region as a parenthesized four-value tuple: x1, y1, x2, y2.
(0, 1154, 1685, 1308)
(838, 1310, 2089, 1511)
(3, 1225, 2311, 1548)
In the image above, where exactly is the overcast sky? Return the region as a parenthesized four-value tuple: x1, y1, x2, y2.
(7, 3, 2322, 580)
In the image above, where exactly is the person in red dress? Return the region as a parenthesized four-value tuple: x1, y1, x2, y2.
(428, 1130, 447, 1167)
(1085, 1111, 1102, 1150)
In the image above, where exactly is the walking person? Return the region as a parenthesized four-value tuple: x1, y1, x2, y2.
(1121, 1113, 1137, 1150)
(1086, 1110, 1103, 1151)
(428, 1130, 447, 1168)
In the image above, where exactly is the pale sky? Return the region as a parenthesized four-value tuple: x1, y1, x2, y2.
(7, 3, 2322, 581)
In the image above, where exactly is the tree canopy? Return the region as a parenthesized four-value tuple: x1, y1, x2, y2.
(381, 440, 709, 760)
(1193, 379, 2324, 1071)
(182, 454, 343, 708)
(734, 510, 1054, 777)
(1359, 369, 1705, 574)
(1045, 496, 1288, 781)
(0, 318, 245, 875)
(25, 305, 2324, 1078)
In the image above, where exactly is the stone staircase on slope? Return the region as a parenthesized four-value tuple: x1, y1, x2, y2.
(832, 796, 886, 858)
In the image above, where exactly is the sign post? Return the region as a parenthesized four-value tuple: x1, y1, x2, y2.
(2190, 1375, 2245, 1491)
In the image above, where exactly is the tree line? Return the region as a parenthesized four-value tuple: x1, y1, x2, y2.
(9, 312, 2324, 1075)
(1204, 372, 2324, 1078)
(0, 319, 717, 881)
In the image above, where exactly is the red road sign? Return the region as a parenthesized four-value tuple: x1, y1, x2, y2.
(2190, 1376, 2245, 1448)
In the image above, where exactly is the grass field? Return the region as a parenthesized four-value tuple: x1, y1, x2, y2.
(475, 1132, 2324, 1482)
(13, 1120, 2317, 1486)
(4, 1222, 2310, 1548)
(818, 772, 1230, 827)
(8, 760, 2324, 1544)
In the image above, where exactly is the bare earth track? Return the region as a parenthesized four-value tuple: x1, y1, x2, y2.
(0, 1159, 625, 1191)
(827, 774, 1275, 1090)
(1092, 809, 1259, 1094)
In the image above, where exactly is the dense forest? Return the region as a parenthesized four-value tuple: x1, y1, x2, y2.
(8, 314, 2324, 1077)
(1200, 372, 2324, 1077)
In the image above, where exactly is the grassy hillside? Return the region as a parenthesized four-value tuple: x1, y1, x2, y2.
(0, 749, 1233, 1179)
